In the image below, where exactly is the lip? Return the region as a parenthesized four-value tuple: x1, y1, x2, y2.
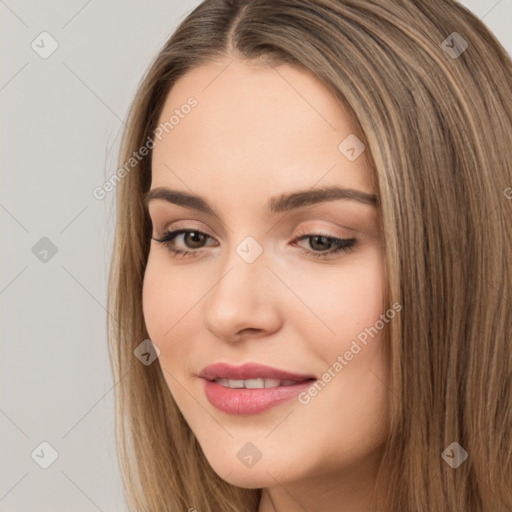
(198, 362, 316, 415)
(198, 362, 316, 382)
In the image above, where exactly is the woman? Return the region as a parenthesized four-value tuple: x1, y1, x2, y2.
(107, 1, 512, 510)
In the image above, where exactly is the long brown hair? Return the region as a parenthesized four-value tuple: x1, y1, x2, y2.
(106, 1, 512, 510)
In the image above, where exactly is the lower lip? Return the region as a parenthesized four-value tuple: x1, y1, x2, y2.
(202, 379, 314, 415)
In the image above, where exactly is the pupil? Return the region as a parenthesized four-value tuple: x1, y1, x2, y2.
(186, 231, 205, 248)
(310, 235, 331, 251)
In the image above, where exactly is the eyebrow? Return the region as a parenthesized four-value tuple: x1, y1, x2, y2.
(143, 185, 378, 216)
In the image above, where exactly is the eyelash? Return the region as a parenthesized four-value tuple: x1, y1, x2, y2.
(152, 228, 356, 260)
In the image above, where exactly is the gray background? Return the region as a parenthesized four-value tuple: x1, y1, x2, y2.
(1, 1, 511, 510)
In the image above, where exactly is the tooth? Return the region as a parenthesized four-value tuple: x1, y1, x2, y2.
(228, 379, 245, 388)
(264, 378, 281, 388)
(244, 378, 265, 389)
(215, 378, 296, 389)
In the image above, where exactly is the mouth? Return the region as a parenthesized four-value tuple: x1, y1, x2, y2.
(198, 362, 317, 415)
(212, 377, 305, 389)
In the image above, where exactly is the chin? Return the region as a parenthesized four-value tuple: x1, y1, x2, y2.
(218, 467, 273, 489)
(200, 448, 272, 488)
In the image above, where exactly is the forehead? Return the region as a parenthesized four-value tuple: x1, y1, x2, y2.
(150, 58, 374, 201)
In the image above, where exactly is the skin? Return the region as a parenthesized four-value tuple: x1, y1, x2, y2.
(142, 56, 390, 512)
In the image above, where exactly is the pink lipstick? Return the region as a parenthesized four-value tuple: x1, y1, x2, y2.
(198, 362, 316, 415)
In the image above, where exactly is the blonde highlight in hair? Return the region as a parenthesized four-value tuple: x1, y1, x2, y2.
(107, 1, 512, 510)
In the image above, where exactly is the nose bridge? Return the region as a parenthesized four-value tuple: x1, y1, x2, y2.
(209, 234, 267, 311)
(203, 234, 279, 338)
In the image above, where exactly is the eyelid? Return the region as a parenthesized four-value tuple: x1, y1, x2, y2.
(148, 207, 227, 237)
(293, 224, 351, 239)
(156, 220, 214, 237)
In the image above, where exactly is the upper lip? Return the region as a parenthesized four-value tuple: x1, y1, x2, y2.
(198, 362, 316, 382)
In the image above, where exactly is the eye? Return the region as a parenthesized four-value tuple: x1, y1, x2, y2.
(292, 232, 356, 259)
(152, 229, 216, 258)
(152, 228, 356, 260)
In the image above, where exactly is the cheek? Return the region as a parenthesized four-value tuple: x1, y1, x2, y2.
(142, 253, 206, 375)
(339, 261, 384, 333)
(287, 256, 389, 467)
(142, 259, 164, 341)
(300, 251, 384, 345)
(142, 255, 181, 354)
(142, 253, 190, 339)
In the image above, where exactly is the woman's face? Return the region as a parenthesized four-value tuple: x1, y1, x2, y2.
(143, 58, 390, 503)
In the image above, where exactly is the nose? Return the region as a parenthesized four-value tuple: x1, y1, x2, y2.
(203, 245, 282, 343)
